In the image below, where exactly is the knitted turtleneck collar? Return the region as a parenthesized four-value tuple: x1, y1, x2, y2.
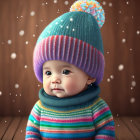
(39, 85, 100, 109)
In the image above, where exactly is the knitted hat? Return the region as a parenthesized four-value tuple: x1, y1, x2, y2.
(33, 0, 105, 85)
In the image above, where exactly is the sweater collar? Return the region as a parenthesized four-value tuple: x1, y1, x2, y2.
(39, 85, 100, 108)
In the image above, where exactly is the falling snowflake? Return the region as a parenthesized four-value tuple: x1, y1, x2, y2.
(66, 26, 69, 29)
(33, 34, 36, 37)
(15, 83, 19, 89)
(54, 0, 58, 4)
(7, 40, 12, 45)
(24, 65, 28, 68)
(118, 64, 124, 71)
(72, 28, 75, 31)
(129, 48, 133, 51)
(102, 1, 106, 5)
(122, 38, 126, 43)
(30, 11, 35, 16)
(131, 81, 136, 87)
(25, 41, 29, 45)
(130, 97, 135, 103)
(11, 53, 17, 59)
(136, 30, 140, 35)
(19, 30, 25, 36)
(64, 1, 69, 5)
(0, 91, 2, 96)
(70, 18, 73, 22)
(106, 51, 110, 54)
(131, 75, 135, 79)
(119, 10, 122, 14)
(107, 78, 111, 82)
(108, 2, 112, 7)
(126, 1, 129, 5)
(110, 75, 114, 79)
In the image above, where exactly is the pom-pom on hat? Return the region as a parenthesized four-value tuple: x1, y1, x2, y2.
(33, 0, 105, 85)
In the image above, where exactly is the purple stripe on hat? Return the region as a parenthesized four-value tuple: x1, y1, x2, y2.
(33, 35, 104, 85)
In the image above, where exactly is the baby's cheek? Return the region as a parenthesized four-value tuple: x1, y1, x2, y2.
(64, 79, 80, 94)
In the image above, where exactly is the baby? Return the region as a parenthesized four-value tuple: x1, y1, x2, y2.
(26, 0, 115, 139)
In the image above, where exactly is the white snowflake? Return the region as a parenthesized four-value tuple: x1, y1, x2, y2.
(131, 81, 136, 87)
(0, 91, 2, 96)
(25, 41, 29, 45)
(70, 18, 73, 22)
(122, 38, 126, 43)
(15, 84, 19, 89)
(24, 65, 28, 68)
(30, 11, 35, 16)
(126, 1, 129, 5)
(19, 30, 24, 36)
(130, 97, 135, 103)
(110, 75, 114, 79)
(119, 10, 122, 14)
(131, 75, 135, 79)
(118, 64, 124, 71)
(54, 0, 58, 4)
(136, 30, 140, 35)
(108, 2, 112, 7)
(64, 1, 69, 5)
(11, 53, 17, 59)
(102, 1, 106, 5)
(107, 78, 111, 82)
(7, 40, 12, 45)
(129, 48, 133, 51)
(72, 28, 75, 31)
(33, 34, 36, 37)
(66, 26, 69, 29)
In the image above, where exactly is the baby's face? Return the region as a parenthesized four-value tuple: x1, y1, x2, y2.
(43, 60, 95, 98)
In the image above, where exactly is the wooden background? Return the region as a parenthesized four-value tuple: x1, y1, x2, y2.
(0, 0, 140, 116)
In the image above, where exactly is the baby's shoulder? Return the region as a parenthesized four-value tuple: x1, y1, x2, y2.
(92, 97, 110, 111)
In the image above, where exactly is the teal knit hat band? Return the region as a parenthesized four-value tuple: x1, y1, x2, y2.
(36, 11, 104, 55)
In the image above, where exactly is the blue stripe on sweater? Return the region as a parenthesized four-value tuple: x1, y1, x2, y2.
(40, 131, 96, 138)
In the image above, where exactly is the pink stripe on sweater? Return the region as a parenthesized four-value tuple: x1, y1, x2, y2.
(31, 111, 40, 121)
(94, 107, 110, 120)
(95, 135, 115, 140)
(40, 116, 93, 123)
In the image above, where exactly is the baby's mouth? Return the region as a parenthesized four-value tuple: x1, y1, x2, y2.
(52, 88, 64, 91)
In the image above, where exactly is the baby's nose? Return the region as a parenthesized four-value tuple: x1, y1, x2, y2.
(52, 77, 61, 84)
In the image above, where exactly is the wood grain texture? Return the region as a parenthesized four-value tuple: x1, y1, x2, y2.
(0, 0, 140, 116)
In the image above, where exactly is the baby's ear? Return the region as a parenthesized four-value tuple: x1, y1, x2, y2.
(87, 77, 96, 85)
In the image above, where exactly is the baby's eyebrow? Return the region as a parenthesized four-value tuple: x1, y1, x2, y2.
(43, 65, 72, 70)
(43, 67, 50, 70)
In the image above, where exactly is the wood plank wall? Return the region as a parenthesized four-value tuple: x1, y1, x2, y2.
(0, 0, 140, 116)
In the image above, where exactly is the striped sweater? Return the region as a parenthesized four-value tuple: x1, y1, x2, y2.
(26, 86, 115, 140)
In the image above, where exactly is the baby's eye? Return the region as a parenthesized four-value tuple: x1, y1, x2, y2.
(45, 71, 52, 75)
(63, 70, 71, 75)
